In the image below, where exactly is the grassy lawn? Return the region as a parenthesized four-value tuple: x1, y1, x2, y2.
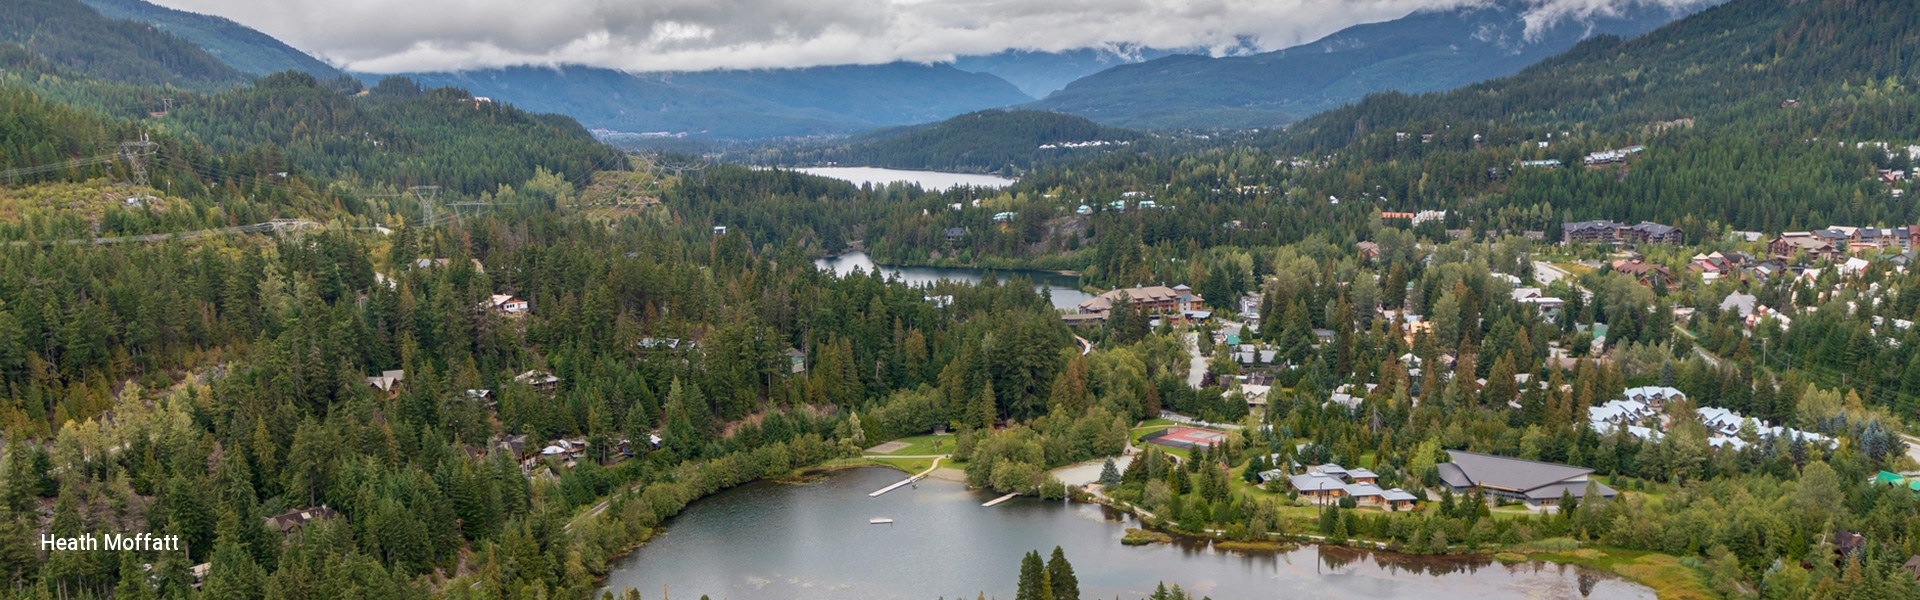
(872, 434, 956, 456)
(866, 456, 942, 474)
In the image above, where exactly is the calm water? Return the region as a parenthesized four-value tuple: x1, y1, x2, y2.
(600, 468, 1653, 600)
(816, 251, 1092, 312)
(796, 167, 1016, 191)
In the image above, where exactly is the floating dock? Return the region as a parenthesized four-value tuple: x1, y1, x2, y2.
(869, 518, 894, 525)
(982, 493, 1019, 507)
(868, 476, 922, 497)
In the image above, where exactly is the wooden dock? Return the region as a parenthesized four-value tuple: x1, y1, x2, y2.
(868, 476, 922, 497)
(982, 493, 1019, 507)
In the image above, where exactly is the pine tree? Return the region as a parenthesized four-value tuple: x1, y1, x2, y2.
(1046, 546, 1080, 600)
(1015, 550, 1046, 600)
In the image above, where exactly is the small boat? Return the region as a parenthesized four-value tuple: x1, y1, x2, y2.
(869, 518, 895, 525)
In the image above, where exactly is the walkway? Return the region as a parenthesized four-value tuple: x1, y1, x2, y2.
(867, 456, 948, 497)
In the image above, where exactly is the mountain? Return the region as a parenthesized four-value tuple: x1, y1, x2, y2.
(1029, 0, 1718, 129)
(1282, 0, 1920, 153)
(389, 66, 856, 140)
(654, 63, 1033, 127)
(0, 0, 246, 89)
(747, 110, 1142, 175)
(388, 62, 1033, 141)
(78, 0, 343, 78)
(952, 47, 1191, 97)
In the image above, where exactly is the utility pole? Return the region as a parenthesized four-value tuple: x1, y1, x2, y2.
(410, 185, 441, 227)
(117, 135, 155, 188)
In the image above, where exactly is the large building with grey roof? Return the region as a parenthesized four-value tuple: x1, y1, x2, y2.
(1437, 450, 1617, 509)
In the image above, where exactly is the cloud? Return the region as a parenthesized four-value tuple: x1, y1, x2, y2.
(147, 0, 1712, 73)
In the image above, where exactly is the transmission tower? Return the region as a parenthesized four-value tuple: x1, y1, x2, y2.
(117, 136, 155, 188)
(410, 185, 442, 226)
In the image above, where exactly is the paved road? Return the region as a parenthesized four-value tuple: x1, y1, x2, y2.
(1532, 260, 1571, 285)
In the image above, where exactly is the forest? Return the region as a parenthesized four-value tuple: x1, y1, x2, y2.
(0, 0, 1918, 598)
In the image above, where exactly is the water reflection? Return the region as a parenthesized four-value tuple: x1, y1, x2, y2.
(815, 251, 1091, 312)
(600, 467, 1653, 600)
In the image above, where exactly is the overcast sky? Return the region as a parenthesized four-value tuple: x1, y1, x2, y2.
(148, 0, 1706, 73)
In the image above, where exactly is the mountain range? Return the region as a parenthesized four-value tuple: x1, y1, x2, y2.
(30, 0, 1723, 140)
(1025, 0, 1723, 129)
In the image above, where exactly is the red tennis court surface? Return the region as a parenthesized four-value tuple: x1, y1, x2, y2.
(1141, 427, 1228, 449)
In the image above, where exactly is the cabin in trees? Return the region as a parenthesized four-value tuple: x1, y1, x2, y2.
(265, 506, 340, 534)
(785, 348, 807, 373)
(514, 369, 559, 389)
(484, 294, 529, 315)
(366, 369, 404, 394)
(1437, 450, 1617, 509)
(1077, 285, 1203, 316)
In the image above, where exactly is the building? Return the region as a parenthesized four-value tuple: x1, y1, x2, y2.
(1287, 463, 1417, 509)
(1611, 258, 1674, 287)
(265, 506, 340, 533)
(1077, 285, 1203, 315)
(484, 294, 530, 315)
(1437, 450, 1618, 509)
(944, 227, 966, 243)
(1561, 220, 1682, 246)
(366, 370, 404, 394)
(785, 348, 807, 373)
(514, 369, 560, 388)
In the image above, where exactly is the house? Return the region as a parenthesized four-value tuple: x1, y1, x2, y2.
(1611, 258, 1674, 287)
(1720, 292, 1758, 318)
(484, 294, 530, 315)
(1077, 285, 1203, 315)
(1902, 556, 1920, 580)
(265, 506, 340, 533)
(944, 227, 966, 243)
(992, 212, 1017, 223)
(712, 225, 727, 235)
(1437, 450, 1618, 509)
(514, 370, 559, 388)
(1346, 468, 1379, 484)
(1290, 474, 1347, 501)
(1356, 241, 1380, 259)
(785, 348, 807, 373)
(1834, 531, 1866, 558)
(366, 370, 404, 394)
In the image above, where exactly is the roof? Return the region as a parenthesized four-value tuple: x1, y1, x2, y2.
(1444, 450, 1595, 493)
(1381, 488, 1418, 502)
(1346, 468, 1378, 480)
(1289, 474, 1345, 492)
(1720, 292, 1758, 317)
(1522, 480, 1618, 501)
(1437, 463, 1473, 489)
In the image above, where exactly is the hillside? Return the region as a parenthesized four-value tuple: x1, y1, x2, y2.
(389, 62, 1032, 140)
(1028, 0, 1713, 129)
(0, 0, 246, 89)
(78, 0, 343, 78)
(1281, 0, 1920, 152)
(745, 110, 1142, 175)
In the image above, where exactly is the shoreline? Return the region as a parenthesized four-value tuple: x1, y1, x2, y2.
(586, 464, 1704, 599)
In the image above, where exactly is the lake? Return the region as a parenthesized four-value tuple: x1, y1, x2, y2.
(796, 167, 1016, 191)
(816, 251, 1092, 312)
(599, 468, 1654, 600)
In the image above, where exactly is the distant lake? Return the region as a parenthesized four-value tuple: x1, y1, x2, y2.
(796, 167, 1015, 191)
(816, 251, 1090, 312)
(600, 467, 1653, 600)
